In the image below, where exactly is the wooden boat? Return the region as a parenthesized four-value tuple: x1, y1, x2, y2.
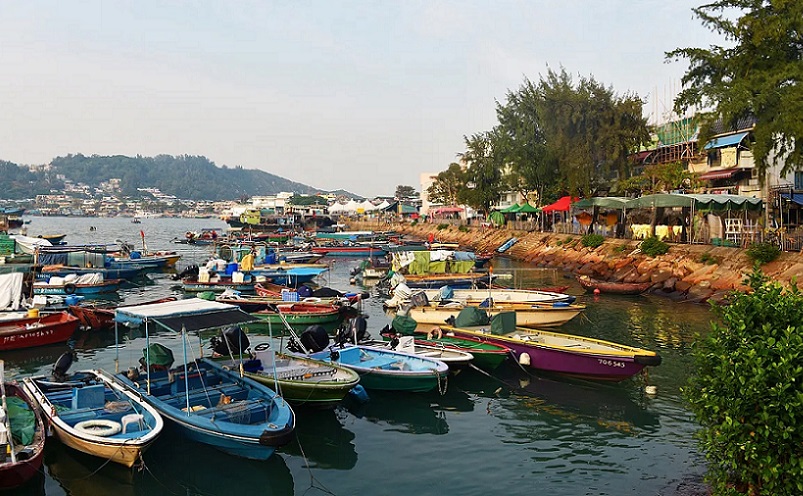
(360, 337, 474, 370)
(405, 302, 585, 328)
(107, 252, 181, 270)
(23, 368, 164, 467)
(33, 278, 123, 295)
(0, 367, 46, 490)
(384, 287, 575, 308)
(39, 265, 146, 281)
(253, 283, 368, 305)
(0, 311, 80, 351)
(577, 275, 652, 295)
(491, 283, 570, 294)
(212, 346, 361, 408)
(250, 303, 347, 333)
(442, 317, 662, 382)
(68, 297, 178, 331)
(250, 266, 327, 286)
(112, 299, 295, 460)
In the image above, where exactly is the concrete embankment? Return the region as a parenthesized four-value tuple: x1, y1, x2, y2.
(350, 221, 803, 303)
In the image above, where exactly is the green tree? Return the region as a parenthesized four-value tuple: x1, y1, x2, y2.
(668, 1, 803, 177)
(427, 162, 466, 206)
(394, 185, 417, 199)
(457, 131, 506, 217)
(536, 68, 649, 196)
(495, 78, 558, 203)
(617, 161, 699, 196)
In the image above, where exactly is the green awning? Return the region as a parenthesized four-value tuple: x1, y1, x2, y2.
(573, 197, 631, 209)
(499, 204, 521, 213)
(625, 193, 762, 211)
(517, 203, 541, 213)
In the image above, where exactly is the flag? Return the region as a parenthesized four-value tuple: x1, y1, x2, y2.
(140, 230, 145, 238)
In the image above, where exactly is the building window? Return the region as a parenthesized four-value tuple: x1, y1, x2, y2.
(795, 172, 803, 190)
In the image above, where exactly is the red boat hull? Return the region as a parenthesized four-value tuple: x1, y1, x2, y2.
(0, 382, 45, 490)
(0, 312, 80, 351)
(69, 297, 177, 331)
(578, 276, 651, 295)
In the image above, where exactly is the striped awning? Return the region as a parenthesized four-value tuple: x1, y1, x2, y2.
(698, 168, 741, 181)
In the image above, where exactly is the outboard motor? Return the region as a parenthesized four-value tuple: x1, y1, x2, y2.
(210, 325, 251, 356)
(336, 316, 370, 344)
(52, 351, 74, 382)
(288, 325, 330, 353)
(172, 264, 199, 281)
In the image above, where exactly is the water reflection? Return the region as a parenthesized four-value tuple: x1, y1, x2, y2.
(136, 428, 295, 496)
(345, 391, 450, 435)
(453, 364, 660, 433)
(282, 407, 358, 470)
(45, 439, 136, 496)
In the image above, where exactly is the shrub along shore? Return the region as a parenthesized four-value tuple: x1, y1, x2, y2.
(351, 221, 803, 303)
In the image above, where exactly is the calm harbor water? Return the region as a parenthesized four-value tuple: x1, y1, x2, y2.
(4, 217, 712, 496)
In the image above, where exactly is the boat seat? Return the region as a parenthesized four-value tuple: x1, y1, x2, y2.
(72, 384, 106, 410)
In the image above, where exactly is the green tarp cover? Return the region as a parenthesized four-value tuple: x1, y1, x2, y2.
(499, 204, 521, 213)
(143, 343, 174, 368)
(7, 396, 35, 445)
(447, 260, 475, 274)
(490, 312, 517, 335)
(488, 211, 505, 226)
(408, 251, 431, 275)
(391, 315, 419, 336)
(454, 306, 490, 327)
(427, 260, 447, 274)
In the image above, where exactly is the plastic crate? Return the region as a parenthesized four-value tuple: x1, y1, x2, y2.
(281, 291, 300, 302)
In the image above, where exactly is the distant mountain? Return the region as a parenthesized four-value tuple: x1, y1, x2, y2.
(50, 154, 321, 200)
(0, 154, 356, 201)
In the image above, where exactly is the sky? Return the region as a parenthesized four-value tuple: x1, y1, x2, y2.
(0, 1, 726, 198)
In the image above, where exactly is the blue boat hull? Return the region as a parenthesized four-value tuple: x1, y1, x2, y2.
(113, 359, 295, 460)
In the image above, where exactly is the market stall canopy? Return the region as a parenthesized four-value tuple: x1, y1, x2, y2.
(542, 196, 578, 213)
(499, 204, 521, 213)
(517, 203, 540, 214)
(625, 193, 762, 211)
(573, 197, 630, 209)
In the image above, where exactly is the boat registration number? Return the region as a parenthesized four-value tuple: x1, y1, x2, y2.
(597, 359, 626, 368)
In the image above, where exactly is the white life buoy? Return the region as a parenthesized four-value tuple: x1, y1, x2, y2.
(74, 419, 122, 437)
(302, 297, 322, 303)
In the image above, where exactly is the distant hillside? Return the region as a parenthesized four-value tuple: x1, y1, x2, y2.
(49, 154, 320, 200)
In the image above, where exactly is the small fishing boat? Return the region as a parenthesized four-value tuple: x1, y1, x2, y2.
(577, 275, 652, 295)
(442, 310, 662, 382)
(0, 311, 80, 351)
(23, 365, 164, 467)
(182, 276, 256, 293)
(287, 324, 449, 393)
(250, 303, 348, 333)
(405, 301, 585, 328)
(384, 286, 575, 309)
(107, 252, 180, 270)
(211, 337, 360, 408)
(0, 363, 46, 490)
(253, 283, 369, 305)
(36, 233, 67, 244)
(360, 337, 474, 370)
(112, 299, 296, 460)
(250, 266, 327, 286)
(311, 245, 388, 257)
(68, 297, 178, 331)
(381, 314, 510, 371)
(38, 265, 146, 281)
(401, 272, 491, 289)
(33, 274, 123, 296)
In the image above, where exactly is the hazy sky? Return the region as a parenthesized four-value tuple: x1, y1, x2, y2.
(0, 1, 724, 197)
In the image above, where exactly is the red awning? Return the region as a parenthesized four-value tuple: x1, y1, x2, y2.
(433, 207, 464, 214)
(698, 168, 741, 181)
(542, 196, 578, 213)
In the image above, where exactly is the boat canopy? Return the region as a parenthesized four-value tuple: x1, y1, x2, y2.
(115, 299, 256, 332)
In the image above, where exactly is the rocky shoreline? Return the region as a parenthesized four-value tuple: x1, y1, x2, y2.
(351, 221, 803, 303)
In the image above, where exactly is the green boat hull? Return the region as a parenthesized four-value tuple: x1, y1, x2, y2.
(250, 313, 344, 333)
(414, 336, 510, 371)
